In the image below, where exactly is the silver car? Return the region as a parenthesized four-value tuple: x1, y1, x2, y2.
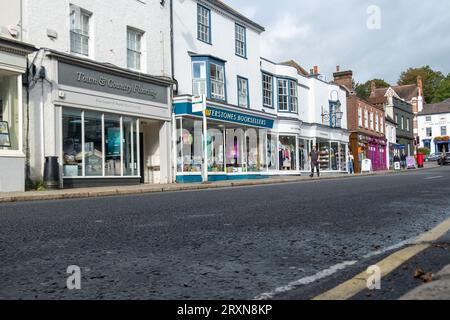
(425, 152, 442, 162)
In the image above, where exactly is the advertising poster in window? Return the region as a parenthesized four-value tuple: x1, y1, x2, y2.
(106, 127, 120, 157)
(0, 121, 11, 147)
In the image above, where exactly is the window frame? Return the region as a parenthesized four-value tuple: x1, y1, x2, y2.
(237, 76, 249, 108)
(277, 79, 289, 112)
(127, 27, 144, 71)
(235, 23, 247, 58)
(210, 62, 225, 101)
(441, 126, 447, 136)
(289, 80, 298, 113)
(358, 107, 363, 127)
(262, 72, 274, 108)
(69, 4, 92, 57)
(197, 4, 211, 44)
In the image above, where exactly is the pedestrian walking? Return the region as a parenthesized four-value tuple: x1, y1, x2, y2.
(400, 151, 407, 170)
(348, 150, 355, 174)
(309, 145, 320, 178)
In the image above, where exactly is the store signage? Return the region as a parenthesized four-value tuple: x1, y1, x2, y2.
(195, 106, 274, 129)
(361, 159, 373, 173)
(192, 95, 206, 113)
(58, 62, 168, 104)
(0, 121, 11, 147)
(406, 156, 416, 169)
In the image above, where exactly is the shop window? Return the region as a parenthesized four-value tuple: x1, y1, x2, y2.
(84, 112, 103, 176)
(62, 109, 82, 177)
(339, 143, 347, 172)
(262, 73, 273, 108)
(237, 77, 249, 108)
(267, 133, 278, 170)
(179, 118, 203, 173)
(127, 28, 143, 71)
(197, 4, 211, 44)
(207, 123, 225, 173)
(330, 142, 339, 171)
(318, 141, 330, 171)
(70, 4, 91, 56)
(279, 136, 296, 171)
(235, 24, 246, 58)
(123, 117, 138, 176)
(226, 128, 245, 173)
(0, 74, 19, 151)
(104, 115, 121, 176)
(299, 139, 311, 171)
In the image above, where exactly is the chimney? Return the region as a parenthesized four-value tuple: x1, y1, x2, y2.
(371, 81, 376, 95)
(313, 65, 319, 74)
(333, 69, 353, 93)
(336, 65, 340, 72)
(417, 75, 423, 97)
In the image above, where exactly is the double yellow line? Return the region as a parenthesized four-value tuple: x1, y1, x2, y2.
(313, 218, 450, 300)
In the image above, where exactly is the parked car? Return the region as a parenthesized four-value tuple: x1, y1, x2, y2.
(425, 152, 442, 162)
(437, 153, 450, 165)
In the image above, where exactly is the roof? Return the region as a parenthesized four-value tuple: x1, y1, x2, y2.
(370, 84, 419, 103)
(419, 98, 450, 116)
(205, 0, 265, 32)
(279, 60, 310, 76)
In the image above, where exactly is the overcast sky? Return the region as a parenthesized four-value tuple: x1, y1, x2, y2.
(225, 0, 450, 85)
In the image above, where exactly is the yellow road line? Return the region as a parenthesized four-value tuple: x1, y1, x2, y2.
(313, 218, 450, 300)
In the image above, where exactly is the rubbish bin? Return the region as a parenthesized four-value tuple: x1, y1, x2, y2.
(417, 153, 424, 168)
(44, 156, 61, 190)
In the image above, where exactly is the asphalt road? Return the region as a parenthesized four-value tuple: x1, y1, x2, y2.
(1, 167, 450, 300)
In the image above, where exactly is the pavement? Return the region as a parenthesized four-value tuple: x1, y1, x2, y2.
(0, 162, 441, 204)
(0, 164, 448, 300)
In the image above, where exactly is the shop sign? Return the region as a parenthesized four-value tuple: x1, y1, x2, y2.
(361, 159, 373, 173)
(200, 106, 274, 129)
(58, 62, 168, 104)
(0, 121, 11, 147)
(406, 156, 416, 169)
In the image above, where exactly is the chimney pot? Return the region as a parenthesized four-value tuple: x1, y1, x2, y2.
(313, 66, 319, 74)
(336, 65, 340, 72)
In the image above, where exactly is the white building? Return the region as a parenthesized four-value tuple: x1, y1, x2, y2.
(418, 98, 450, 154)
(172, 0, 349, 182)
(5, 0, 175, 189)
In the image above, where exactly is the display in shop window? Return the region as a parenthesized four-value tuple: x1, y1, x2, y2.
(0, 121, 11, 147)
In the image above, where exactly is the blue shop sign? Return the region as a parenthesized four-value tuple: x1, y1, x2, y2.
(174, 103, 274, 129)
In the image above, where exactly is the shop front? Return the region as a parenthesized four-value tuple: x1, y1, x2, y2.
(350, 133, 387, 172)
(174, 99, 276, 182)
(37, 51, 173, 188)
(0, 37, 36, 192)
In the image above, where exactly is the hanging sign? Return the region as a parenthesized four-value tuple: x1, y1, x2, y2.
(0, 121, 11, 147)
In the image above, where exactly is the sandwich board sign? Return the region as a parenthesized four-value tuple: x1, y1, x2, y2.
(361, 159, 373, 173)
(192, 95, 206, 113)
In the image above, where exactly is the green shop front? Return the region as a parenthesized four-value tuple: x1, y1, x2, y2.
(174, 100, 276, 183)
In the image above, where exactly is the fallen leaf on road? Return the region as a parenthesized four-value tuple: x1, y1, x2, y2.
(421, 273, 434, 283)
(414, 267, 425, 279)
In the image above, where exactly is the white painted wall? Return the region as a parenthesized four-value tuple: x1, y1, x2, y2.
(0, 0, 22, 40)
(22, 0, 171, 77)
(418, 113, 450, 153)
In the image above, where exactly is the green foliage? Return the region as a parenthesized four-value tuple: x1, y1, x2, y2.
(417, 147, 431, 156)
(398, 66, 445, 104)
(432, 74, 450, 103)
(354, 79, 390, 100)
(31, 180, 47, 191)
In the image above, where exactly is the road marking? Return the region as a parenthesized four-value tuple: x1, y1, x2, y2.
(424, 176, 444, 180)
(254, 260, 358, 300)
(313, 218, 450, 300)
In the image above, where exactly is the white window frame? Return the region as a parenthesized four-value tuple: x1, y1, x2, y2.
(262, 73, 273, 108)
(235, 24, 246, 57)
(70, 4, 91, 57)
(369, 111, 374, 130)
(364, 109, 369, 128)
(290, 80, 298, 113)
(192, 61, 207, 97)
(441, 126, 447, 136)
(278, 79, 289, 111)
(197, 5, 210, 43)
(358, 107, 363, 127)
(426, 127, 432, 137)
(127, 28, 143, 71)
(237, 77, 248, 108)
(210, 63, 225, 100)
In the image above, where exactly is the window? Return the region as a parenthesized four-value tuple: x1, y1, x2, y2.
(364, 109, 369, 128)
(278, 79, 289, 111)
(401, 115, 404, 130)
(375, 113, 379, 132)
(70, 4, 91, 56)
(210, 63, 225, 100)
(0, 73, 20, 151)
(197, 5, 211, 43)
(441, 126, 447, 136)
(290, 80, 298, 113)
(192, 61, 207, 96)
(127, 28, 143, 70)
(426, 127, 432, 137)
(426, 116, 432, 122)
(84, 112, 103, 176)
(262, 73, 273, 108)
(395, 114, 398, 125)
(406, 118, 410, 132)
(235, 24, 246, 57)
(369, 112, 374, 130)
(237, 77, 249, 108)
(358, 108, 363, 127)
(380, 117, 384, 134)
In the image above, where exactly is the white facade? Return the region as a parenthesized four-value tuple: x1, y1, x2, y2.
(418, 112, 450, 154)
(15, 0, 174, 187)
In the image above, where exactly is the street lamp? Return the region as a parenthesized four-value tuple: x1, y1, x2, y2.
(322, 90, 343, 128)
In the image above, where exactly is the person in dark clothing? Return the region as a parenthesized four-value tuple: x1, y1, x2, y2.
(400, 152, 407, 170)
(309, 145, 320, 178)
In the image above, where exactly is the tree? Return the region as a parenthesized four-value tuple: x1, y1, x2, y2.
(398, 66, 444, 104)
(354, 79, 390, 100)
(432, 74, 450, 103)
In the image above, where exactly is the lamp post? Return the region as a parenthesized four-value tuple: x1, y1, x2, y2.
(322, 90, 343, 128)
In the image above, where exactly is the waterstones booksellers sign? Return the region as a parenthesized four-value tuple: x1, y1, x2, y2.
(58, 62, 168, 104)
(197, 106, 274, 129)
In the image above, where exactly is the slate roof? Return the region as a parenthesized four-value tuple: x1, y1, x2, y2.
(370, 84, 420, 104)
(419, 98, 450, 116)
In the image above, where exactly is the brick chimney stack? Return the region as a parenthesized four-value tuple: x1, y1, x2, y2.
(417, 75, 423, 97)
(333, 69, 353, 93)
(313, 65, 319, 74)
(371, 81, 376, 96)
